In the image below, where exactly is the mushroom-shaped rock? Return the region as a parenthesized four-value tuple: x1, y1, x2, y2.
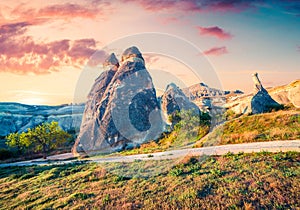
(251, 73, 281, 114)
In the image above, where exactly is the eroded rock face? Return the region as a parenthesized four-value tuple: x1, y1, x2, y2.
(73, 47, 163, 155)
(161, 83, 200, 125)
(269, 80, 300, 108)
(182, 83, 231, 113)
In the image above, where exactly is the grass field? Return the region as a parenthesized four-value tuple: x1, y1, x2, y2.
(195, 110, 300, 147)
(0, 151, 299, 209)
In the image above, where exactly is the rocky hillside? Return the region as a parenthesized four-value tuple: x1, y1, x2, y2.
(267, 80, 300, 107)
(226, 75, 300, 114)
(183, 83, 243, 112)
(0, 103, 84, 137)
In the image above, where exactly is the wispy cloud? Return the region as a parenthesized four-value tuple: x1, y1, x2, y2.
(122, 0, 300, 18)
(157, 16, 181, 25)
(197, 26, 232, 40)
(284, 3, 300, 17)
(1, 2, 112, 26)
(0, 22, 106, 74)
(203, 46, 228, 56)
(122, 0, 256, 13)
(38, 3, 103, 19)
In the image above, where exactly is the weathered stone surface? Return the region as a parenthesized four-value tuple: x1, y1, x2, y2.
(250, 73, 281, 114)
(73, 47, 163, 155)
(268, 80, 300, 108)
(225, 73, 286, 114)
(161, 83, 200, 125)
(103, 53, 119, 69)
(182, 82, 230, 112)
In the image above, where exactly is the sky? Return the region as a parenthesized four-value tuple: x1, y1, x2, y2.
(0, 0, 299, 105)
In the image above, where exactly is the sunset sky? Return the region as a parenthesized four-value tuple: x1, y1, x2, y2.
(0, 0, 299, 105)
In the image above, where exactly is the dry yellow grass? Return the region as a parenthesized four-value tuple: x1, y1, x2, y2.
(195, 110, 300, 147)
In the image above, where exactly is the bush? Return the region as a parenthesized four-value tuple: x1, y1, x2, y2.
(0, 148, 14, 160)
(169, 166, 184, 176)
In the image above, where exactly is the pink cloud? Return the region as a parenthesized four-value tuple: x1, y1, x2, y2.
(200, 0, 255, 13)
(125, 0, 300, 18)
(3, 2, 112, 27)
(38, 3, 104, 19)
(157, 16, 180, 25)
(122, 0, 257, 13)
(122, 0, 178, 12)
(0, 22, 104, 74)
(203, 46, 228, 56)
(197, 26, 232, 40)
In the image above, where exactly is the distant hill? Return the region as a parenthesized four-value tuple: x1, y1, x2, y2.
(183, 82, 243, 111)
(0, 102, 84, 137)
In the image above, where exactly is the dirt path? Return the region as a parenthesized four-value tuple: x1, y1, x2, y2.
(0, 140, 299, 167)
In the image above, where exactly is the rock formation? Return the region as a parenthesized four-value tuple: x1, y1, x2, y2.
(225, 73, 296, 114)
(73, 47, 163, 155)
(250, 73, 281, 114)
(182, 82, 231, 112)
(161, 83, 200, 125)
(268, 80, 300, 108)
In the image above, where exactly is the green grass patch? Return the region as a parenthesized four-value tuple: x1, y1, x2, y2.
(0, 152, 299, 209)
(195, 110, 300, 147)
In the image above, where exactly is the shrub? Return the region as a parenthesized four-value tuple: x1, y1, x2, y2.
(169, 166, 184, 177)
(0, 148, 14, 160)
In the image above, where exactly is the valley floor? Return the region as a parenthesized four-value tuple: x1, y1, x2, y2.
(0, 140, 299, 167)
(0, 151, 299, 209)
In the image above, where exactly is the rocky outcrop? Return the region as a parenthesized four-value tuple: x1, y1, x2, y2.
(0, 103, 84, 137)
(73, 47, 163, 155)
(226, 73, 288, 114)
(267, 80, 300, 108)
(250, 73, 281, 114)
(182, 82, 233, 112)
(80, 53, 119, 130)
(161, 83, 200, 125)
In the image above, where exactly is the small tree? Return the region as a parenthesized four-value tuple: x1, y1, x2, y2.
(25, 121, 71, 159)
(168, 109, 211, 139)
(6, 132, 30, 154)
(6, 122, 71, 159)
(170, 109, 211, 130)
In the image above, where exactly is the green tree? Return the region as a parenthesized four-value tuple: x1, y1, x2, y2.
(6, 122, 71, 159)
(170, 109, 211, 130)
(5, 132, 29, 154)
(25, 121, 71, 159)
